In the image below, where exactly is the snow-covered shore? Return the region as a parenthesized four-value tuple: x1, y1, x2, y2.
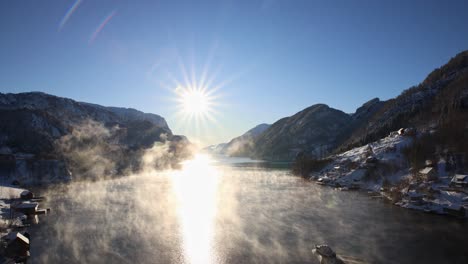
(0, 185, 28, 236)
(0, 184, 41, 262)
(309, 131, 468, 219)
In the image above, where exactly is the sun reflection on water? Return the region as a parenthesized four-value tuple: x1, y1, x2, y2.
(171, 154, 220, 264)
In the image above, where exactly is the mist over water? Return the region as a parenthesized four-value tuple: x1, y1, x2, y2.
(31, 174, 183, 263)
(31, 155, 468, 264)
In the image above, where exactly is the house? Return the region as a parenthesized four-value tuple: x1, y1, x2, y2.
(4, 232, 30, 258)
(450, 174, 468, 188)
(418, 167, 438, 181)
(13, 202, 39, 215)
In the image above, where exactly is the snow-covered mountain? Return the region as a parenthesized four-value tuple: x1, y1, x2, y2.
(222, 123, 271, 156)
(0, 92, 189, 184)
(242, 123, 270, 138)
(0, 92, 169, 130)
(340, 50, 468, 151)
(0, 92, 173, 153)
(247, 50, 468, 161)
(203, 143, 228, 155)
(204, 123, 270, 156)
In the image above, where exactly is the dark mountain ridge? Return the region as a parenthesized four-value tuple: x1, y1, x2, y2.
(0, 92, 189, 184)
(340, 50, 468, 152)
(252, 104, 353, 160)
(250, 50, 468, 161)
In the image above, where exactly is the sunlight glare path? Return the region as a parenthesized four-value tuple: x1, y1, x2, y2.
(171, 154, 220, 264)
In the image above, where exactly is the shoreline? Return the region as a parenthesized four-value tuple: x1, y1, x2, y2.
(0, 184, 48, 262)
(306, 132, 468, 219)
(312, 179, 468, 219)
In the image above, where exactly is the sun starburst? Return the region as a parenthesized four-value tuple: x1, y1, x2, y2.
(148, 47, 248, 146)
(176, 85, 212, 118)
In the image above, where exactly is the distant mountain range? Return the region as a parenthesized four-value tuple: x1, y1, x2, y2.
(0, 92, 177, 153)
(212, 50, 468, 161)
(205, 123, 270, 156)
(2, 50, 467, 184)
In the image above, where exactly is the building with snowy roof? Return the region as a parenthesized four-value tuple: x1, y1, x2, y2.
(450, 174, 468, 188)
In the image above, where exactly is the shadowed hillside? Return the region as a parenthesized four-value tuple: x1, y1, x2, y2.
(0, 92, 191, 184)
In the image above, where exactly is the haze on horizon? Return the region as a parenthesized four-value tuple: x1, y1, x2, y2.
(1, 0, 468, 146)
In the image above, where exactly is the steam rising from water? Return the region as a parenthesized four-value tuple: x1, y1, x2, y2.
(57, 120, 119, 178)
(32, 155, 468, 264)
(56, 119, 193, 181)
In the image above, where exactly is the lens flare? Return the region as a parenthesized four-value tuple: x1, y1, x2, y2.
(89, 10, 117, 44)
(58, 0, 82, 31)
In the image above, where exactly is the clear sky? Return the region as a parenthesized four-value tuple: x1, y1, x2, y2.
(1, 0, 468, 146)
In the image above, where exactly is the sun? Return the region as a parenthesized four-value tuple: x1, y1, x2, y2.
(176, 86, 214, 118)
(181, 88, 209, 115)
(154, 53, 237, 145)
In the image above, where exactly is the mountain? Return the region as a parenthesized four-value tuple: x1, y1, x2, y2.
(250, 50, 468, 161)
(222, 123, 270, 156)
(204, 143, 228, 155)
(243, 123, 271, 137)
(204, 123, 270, 156)
(83, 103, 168, 128)
(0, 92, 174, 153)
(0, 92, 189, 184)
(340, 50, 468, 152)
(252, 105, 352, 160)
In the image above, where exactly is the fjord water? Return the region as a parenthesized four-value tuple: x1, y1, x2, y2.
(30, 155, 468, 264)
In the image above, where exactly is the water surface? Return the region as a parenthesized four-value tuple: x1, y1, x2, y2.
(30, 155, 468, 264)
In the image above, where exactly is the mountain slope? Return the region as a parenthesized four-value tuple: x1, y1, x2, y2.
(252, 104, 352, 161)
(222, 123, 270, 156)
(251, 50, 468, 161)
(203, 123, 270, 156)
(0, 92, 188, 183)
(340, 50, 468, 151)
(0, 92, 173, 153)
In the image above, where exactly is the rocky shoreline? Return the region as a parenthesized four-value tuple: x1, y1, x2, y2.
(308, 131, 468, 219)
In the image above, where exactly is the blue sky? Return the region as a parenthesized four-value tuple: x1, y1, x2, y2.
(1, 0, 468, 146)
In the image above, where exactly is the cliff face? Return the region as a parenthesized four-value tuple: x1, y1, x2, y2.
(0, 92, 188, 184)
